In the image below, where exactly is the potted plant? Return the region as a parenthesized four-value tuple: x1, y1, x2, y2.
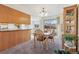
(54, 49, 70, 54)
(64, 34, 77, 47)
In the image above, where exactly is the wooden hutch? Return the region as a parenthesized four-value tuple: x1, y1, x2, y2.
(63, 5, 78, 53)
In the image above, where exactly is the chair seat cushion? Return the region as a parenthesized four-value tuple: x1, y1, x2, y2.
(37, 36, 46, 41)
(48, 35, 53, 39)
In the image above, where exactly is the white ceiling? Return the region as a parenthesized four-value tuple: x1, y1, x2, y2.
(5, 4, 72, 18)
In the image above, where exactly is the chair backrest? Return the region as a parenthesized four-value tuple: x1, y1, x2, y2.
(35, 29, 45, 41)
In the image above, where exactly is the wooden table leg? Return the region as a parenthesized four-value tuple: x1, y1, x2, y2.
(33, 35, 36, 48)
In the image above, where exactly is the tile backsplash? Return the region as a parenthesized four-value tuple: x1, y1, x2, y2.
(0, 23, 32, 30)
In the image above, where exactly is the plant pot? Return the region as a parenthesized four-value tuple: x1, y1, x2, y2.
(65, 41, 74, 47)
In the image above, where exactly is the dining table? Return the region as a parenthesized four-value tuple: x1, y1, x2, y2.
(33, 31, 51, 49)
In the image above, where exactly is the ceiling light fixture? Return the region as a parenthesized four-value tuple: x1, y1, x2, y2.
(39, 8, 47, 17)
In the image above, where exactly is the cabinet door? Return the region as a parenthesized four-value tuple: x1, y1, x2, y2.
(64, 5, 78, 35)
(1, 32, 9, 50)
(0, 33, 3, 51)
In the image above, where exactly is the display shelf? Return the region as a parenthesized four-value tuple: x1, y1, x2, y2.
(63, 5, 78, 52)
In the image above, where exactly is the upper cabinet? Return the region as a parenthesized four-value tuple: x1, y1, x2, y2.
(64, 5, 78, 35)
(0, 4, 31, 24)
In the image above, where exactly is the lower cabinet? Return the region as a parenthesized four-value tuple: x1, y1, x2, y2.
(0, 30, 31, 51)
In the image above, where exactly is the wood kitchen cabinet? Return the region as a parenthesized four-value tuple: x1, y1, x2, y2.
(0, 30, 31, 51)
(0, 4, 31, 52)
(0, 4, 31, 24)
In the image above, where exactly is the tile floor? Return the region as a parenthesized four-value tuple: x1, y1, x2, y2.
(0, 36, 62, 54)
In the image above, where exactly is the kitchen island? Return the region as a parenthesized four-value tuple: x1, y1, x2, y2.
(0, 29, 31, 51)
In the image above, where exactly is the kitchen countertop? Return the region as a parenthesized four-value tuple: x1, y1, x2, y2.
(0, 29, 31, 32)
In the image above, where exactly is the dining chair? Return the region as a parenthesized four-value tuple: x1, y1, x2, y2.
(34, 29, 47, 49)
(48, 30, 56, 44)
